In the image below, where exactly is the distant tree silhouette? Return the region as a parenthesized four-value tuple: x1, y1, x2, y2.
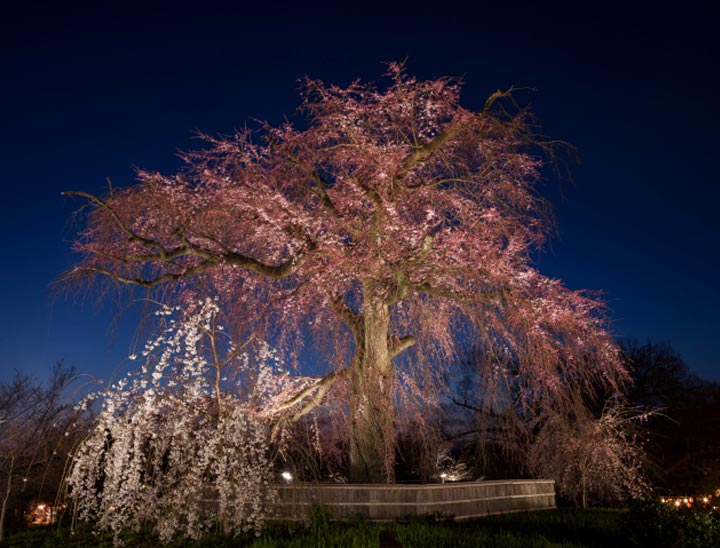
(621, 339, 720, 494)
(0, 363, 83, 541)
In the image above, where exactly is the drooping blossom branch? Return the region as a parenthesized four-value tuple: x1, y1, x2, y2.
(67, 299, 333, 542)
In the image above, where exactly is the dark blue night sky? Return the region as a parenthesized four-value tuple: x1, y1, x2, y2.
(1, 1, 718, 383)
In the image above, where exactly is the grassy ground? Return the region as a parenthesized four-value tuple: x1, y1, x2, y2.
(3, 508, 632, 548)
(394, 509, 632, 548)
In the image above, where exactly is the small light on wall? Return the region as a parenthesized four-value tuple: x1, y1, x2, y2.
(281, 471, 293, 483)
(440, 472, 447, 484)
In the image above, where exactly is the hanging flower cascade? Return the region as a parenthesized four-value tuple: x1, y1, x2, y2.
(68, 299, 283, 542)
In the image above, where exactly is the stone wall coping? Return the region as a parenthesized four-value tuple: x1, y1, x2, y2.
(275, 479, 555, 490)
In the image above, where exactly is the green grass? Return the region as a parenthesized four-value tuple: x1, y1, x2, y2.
(392, 509, 633, 548)
(2, 508, 633, 548)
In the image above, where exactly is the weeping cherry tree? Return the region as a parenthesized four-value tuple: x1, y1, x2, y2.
(64, 63, 628, 483)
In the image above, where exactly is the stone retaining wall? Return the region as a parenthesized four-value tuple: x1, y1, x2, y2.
(270, 479, 555, 521)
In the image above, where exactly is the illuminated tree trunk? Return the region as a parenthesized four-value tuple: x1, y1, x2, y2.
(349, 299, 395, 483)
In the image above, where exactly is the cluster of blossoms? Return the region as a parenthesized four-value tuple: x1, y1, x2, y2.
(68, 299, 280, 542)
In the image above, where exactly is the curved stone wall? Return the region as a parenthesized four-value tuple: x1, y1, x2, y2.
(270, 479, 556, 521)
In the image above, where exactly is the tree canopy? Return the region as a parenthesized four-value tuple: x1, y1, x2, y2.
(65, 64, 628, 482)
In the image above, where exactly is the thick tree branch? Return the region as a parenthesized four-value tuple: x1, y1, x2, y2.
(401, 122, 463, 172)
(61, 262, 218, 288)
(220, 243, 315, 278)
(328, 295, 363, 341)
(280, 149, 344, 222)
(389, 335, 415, 359)
(398, 88, 514, 191)
(273, 367, 351, 421)
(481, 87, 515, 114)
(384, 235, 435, 306)
(406, 234, 434, 265)
(63, 191, 316, 283)
(63, 191, 171, 259)
(290, 380, 333, 422)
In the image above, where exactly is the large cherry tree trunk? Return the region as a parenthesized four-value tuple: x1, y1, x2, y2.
(349, 298, 395, 483)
